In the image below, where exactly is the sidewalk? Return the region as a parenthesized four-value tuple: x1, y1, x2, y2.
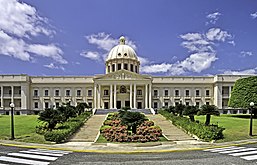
(147, 114, 195, 141)
(69, 115, 106, 142)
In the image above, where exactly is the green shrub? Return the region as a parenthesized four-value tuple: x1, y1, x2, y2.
(42, 112, 91, 143)
(159, 110, 225, 141)
(100, 125, 112, 133)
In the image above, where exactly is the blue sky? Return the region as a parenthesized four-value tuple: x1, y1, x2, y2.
(0, 0, 257, 76)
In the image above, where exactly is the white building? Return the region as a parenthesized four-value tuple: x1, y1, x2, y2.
(0, 36, 252, 115)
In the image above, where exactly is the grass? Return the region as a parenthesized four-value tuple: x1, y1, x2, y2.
(195, 114, 257, 142)
(0, 115, 50, 144)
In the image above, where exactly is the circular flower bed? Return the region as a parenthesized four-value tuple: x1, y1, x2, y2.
(100, 113, 162, 143)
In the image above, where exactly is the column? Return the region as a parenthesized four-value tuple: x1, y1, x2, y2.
(149, 83, 152, 109)
(145, 84, 148, 109)
(11, 86, 14, 103)
(98, 84, 101, 109)
(1, 86, 3, 107)
(94, 84, 97, 109)
(110, 84, 113, 109)
(130, 84, 132, 109)
(229, 86, 232, 98)
(133, 84, 136, 109)
(114, 84, 117, 109)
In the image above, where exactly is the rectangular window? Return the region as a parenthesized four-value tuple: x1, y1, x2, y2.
(77, 90, 81, 96)
(154, 90, 158, 96)
(34, 102, 38, 108)
(19, 90, 21, 95)
(206, 90, 210, 96)
(186, 90, 190, 97)
(55, 90, 59, 96)
(137, 90, 142, 96)
(108, 66, 110, 73)
(175, 102, 179, 106)
(104, 90, 109, 96)
(135, 66, 138, 73)
(88, 90, 92, 96)
(154, 102, 158, 109)
(195, 90, 200, 96)
(44, 102, 49, 109)
(196, 102, 200, 107)
(112, 64, 115, 72)
(34, 90, 38, 96)
(0, 101, 1, 107)
(164, 90, 168, 96)
(9, 89, 12, 94)
(88, 102, 92, 108)
(44, 90, 49, 96)
(175, 90, 179, 97)
(186, 102, 190, 106)
(118, 64, 121, 70)
(206, 102, 210, 105)
(55, 102, 60, 108)
(130, 64, 134, 72)
(66, 90, 70, 96)
(164, 102, 168, 107)
(124, 63, 128, 70)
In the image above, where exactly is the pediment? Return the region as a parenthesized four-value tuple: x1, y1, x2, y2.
(94, 70, 151, 80)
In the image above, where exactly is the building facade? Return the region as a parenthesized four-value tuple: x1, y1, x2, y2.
(0, 37, 253, 115)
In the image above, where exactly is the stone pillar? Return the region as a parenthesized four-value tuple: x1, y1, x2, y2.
(145, 84, 148, 109)
(149, 84, 152, 109)
(229, 86, 232, 98)
(1, 86, 3, 107)
(110, 84, 113, 109)
(133, 84, 136, 109)
(98, 84, 101, 109)
(130, 84, 133, 109)
(11, 86, 14, 103)
(94, 84, 97, 109)
(114, 84, 117, 109)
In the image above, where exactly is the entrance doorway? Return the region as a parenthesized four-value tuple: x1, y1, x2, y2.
(104, 102, 109, 109)
(137, 102, 142, 109)
(125, 101, 130, 108)
(117, 101, 121, 109)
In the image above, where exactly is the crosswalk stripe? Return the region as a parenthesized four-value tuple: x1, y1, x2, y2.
(241, 155, 257, 160)
(8, 153, 58, 161)
(0, 163, 9, 165)
(30, 149, 72, 154)
(20, 150, 64, 157)
(204, 146, 237, 151)
(0, 156, 49, 165)
(230, 150, 257, 156)
(206, 147, 245, 152)
(219, 148, 257, 154)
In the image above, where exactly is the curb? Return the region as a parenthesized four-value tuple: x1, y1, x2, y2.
(1, 140, 257, 154)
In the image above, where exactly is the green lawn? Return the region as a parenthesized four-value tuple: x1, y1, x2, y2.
(0, 115, 49, 144)
(195, 115, 257, 142)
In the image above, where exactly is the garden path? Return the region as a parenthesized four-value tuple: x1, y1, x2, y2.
(147, 114, 195, 141)
(69, 115, 106, 142)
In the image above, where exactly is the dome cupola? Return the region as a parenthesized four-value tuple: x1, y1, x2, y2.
(105, 36, 140, 74)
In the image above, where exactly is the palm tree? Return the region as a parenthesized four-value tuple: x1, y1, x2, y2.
(198, 104, 220, 126)
(183, 105, 199, 122)
(120, 111, 146, 134)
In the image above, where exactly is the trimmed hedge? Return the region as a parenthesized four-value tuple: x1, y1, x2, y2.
(43, 112, 91, 143)
(229, 76, 257, 108)
(159, 110, 225, 142)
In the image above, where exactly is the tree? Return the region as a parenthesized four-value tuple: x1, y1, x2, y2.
(76, 102, 89, 115)
(120, 111, 146, 134)
(174, 103, 185, 116)
(38, 108, 64, 130)
(198, 105, 220, 126)
(229, 76, 257, 109)
(58, 104, 77, 122)
(183, 105, 199, 122)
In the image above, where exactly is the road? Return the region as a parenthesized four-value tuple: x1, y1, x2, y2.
(1, 144, 257, 165)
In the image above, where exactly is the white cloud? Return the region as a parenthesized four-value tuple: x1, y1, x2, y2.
(80, 51, 101, 62)
(240, 51, 253, 57)
(223, 68, 256, 75)
(0, 0, 66, 64)
(180, 33, 202, 41)
(206, 12, 221, 25)
(228, 41, 236, 46)
(206, 28, 231, 41)
(140, 63, 172, 73)
(251, 12, 257, 19)
(44, 63, 65, 70)
(138, 56, 150, 66)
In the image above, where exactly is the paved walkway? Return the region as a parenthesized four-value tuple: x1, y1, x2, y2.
(69, 115, 106, 142)
(147, 114, 195, 141)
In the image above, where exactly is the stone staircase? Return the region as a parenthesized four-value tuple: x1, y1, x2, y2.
(147, 114, 195, 141)
(69, 115, 106, 142)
